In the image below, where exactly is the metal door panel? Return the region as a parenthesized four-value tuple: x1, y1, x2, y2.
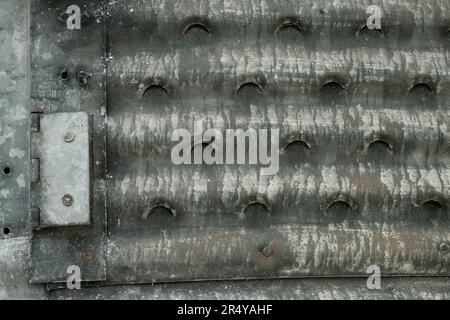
(104, 0, 450, 283)
(0, 0, 445, 294)
(30, 0, 107, 283)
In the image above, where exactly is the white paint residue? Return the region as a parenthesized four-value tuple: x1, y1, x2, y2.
(9, 148, 25, 159)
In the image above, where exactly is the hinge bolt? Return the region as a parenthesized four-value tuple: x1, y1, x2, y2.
(62, 194, 74, 207)
(64, 132, 76, 143)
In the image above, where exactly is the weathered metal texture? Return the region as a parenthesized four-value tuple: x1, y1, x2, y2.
(1, 0, 450, 299)
(106, 225, 450, 283)
(0, 237, 46, 300)
(50, 277, 450, 300)
(0, 0, 48, 300)
(0, 0, 30, 239)
(30, 0, 107, 283)
(105, 0, 450, 284)
(32, 112, 91, 227)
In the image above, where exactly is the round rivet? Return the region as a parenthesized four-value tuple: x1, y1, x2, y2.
(64, 132, 75, 143)
(261, 245, 274, 258)
(62, 194, 74, 207)
(439, 242, 449, 254)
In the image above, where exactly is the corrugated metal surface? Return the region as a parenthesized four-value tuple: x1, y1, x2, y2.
(104, 0, 450, 283)
(1, 0, 449, 299)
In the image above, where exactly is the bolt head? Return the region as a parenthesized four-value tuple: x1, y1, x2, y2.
(62, 194, 74, 207)
(78, 71, 90, 85)
(439, 242, 449, 254)
(64, 132, 75, 143)
(261, 246, 274, 258)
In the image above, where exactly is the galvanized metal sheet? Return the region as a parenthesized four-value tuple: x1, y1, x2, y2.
(107, 225, 450, 283)
(30, 0, 107, 283)
(35, 112, 90, 227)
(0, 0, 447, 298)
(0, 0, 31, 238)
(0, 237, 46, 300)
(50, 277, 450, 300)
(104, 0, 450, 283)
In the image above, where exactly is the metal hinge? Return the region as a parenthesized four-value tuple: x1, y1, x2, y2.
(30, 112, 91, 228)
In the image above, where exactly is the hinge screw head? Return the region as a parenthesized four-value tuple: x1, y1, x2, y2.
(64, 132, 75, 143)
(62, 194, 74, 207)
